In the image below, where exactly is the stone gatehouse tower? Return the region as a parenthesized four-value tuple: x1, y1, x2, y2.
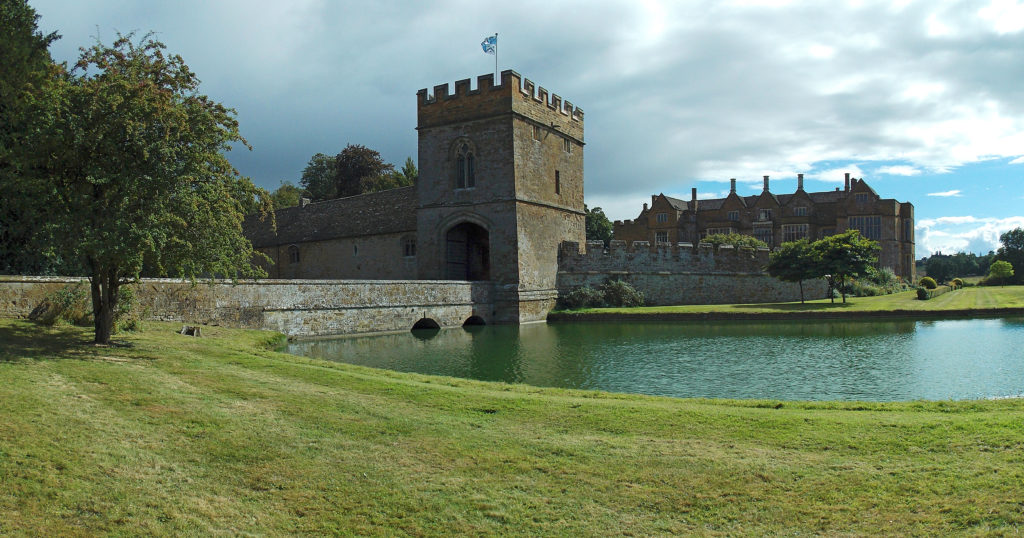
(245, 70, 585, 324)
(415, 70, 585, 322)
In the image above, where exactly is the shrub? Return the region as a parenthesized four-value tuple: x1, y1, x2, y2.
(559, 286, 604, 310)
(867, 266, 901, 287)
(951, 278, 964, 289)
(29, 283, 91, 326)
(917, 287, 929, 300)
(919, 276, 937, 289)
(599, 280, 645, 307)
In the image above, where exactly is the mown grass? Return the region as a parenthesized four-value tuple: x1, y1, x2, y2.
(2, 318, 1024, 535)
(556, 284, 1024, 315)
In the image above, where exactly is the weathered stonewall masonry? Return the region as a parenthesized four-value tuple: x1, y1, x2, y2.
(558, 241, 826, 305)
(0, 277, 493, 337)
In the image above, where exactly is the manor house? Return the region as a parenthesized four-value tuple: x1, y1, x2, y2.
(246, 70, 586, 323)
(613, 174, 916, 280)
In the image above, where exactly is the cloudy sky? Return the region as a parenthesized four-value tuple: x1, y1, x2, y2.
(32, 0, 1024, 256)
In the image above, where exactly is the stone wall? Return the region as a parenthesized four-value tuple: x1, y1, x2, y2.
(258, 232, 418, 280)
(0, 276, 494, 337)
(556, 241, 828, 305)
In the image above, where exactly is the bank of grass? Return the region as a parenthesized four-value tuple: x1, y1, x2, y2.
(2, 319, 1024, 535)
(553, 284, 1024, 317)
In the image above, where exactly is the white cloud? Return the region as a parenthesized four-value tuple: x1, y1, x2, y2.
(927, 190, 962, 197)
(978, 0, 1024, 34)
(877, 165, 922, 176)
(916, 215, 1024, 254)
(1010, 156, 1024, 164)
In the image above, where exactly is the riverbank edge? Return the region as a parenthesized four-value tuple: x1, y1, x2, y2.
(548, 306, 1024, 323)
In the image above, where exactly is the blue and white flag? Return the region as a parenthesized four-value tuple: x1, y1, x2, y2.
(481, 34, 497, 55)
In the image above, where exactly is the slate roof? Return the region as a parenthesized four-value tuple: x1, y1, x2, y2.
(688, 189, 850, 210)
(245, 186, 417, 247)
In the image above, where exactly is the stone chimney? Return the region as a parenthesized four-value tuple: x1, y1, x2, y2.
(844, 173, 850, 191)
(763, 175, 770, 192)
(797, 173, 804, 191)
(730, 178, 736, 193)
(691, 187, 698, 212)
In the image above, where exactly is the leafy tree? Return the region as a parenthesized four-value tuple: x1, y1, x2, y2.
(335, 144, 394, 197)
(809, 230, 879, 303)
(31, 34, 271, 344)
(0, 0, 62, 274)
(270, 181, 304, 209)
(702, 233, 767, 250)
(399, 156, 418, 184)
(766, 239, 817, 303)
(362, 157, 415, 193)
(585, 205, 613, 245)
(987, 260, 1014, 286)
(925, 255, 955, 283)
(996, 227, 1024, 284)
(299, 153, 337, 201)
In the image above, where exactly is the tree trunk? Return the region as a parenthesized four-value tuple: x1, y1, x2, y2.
(840, 275, 847, 303)
(798, 280, 805, 303)
(90, 263, 120, 345)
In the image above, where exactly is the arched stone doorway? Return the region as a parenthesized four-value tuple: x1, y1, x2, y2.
(445, 222, 490, 280)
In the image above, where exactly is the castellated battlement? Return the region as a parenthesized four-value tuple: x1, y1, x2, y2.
(417, 70, 583, 140)
(557, 240, 771, 275)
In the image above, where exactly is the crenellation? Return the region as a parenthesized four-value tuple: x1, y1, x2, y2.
(433, 83, 450, 100)
(453, 78, 472, 96)
(549, 93, 561, 113)
(477, 73, 496, 91)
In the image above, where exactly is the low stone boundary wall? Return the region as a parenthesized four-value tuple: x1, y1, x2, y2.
(556, 272, 827, 305)
(0, 276, 494, 337)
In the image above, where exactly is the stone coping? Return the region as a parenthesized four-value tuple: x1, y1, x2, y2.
(0, 276, 491, 286)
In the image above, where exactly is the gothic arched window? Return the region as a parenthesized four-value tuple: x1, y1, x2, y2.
(455, 143, 476, 189)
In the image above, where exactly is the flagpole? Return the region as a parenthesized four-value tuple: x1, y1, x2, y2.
(494, 33, 498, 79)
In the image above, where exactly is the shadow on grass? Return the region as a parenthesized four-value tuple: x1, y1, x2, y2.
(0, 320, 133, 362)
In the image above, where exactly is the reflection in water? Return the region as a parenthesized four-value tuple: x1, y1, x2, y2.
(288, 318, 1024, 402)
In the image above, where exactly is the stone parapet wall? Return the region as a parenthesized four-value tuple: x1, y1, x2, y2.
(557, 272, 827, 305)
(556, 241, 827, 305)
(0, 277, 494, 337)
(559, 240, 772, 275)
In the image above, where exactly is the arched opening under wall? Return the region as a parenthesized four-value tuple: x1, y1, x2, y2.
(445, 222, 490, 280)
(463, 315, 486, 326)
(411, 317, 440, 331)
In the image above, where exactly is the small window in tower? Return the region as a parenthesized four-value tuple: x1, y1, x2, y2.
(353, 244, 358, 257)
(656, 213, 668, 223)
(533, 125, 541, 141)
(403, 238, 416, 258)
(555, 170, 560, 194)
(455, 143, 476, 189)
(563, 138, 571, 153)
(287, 245, 300, 264)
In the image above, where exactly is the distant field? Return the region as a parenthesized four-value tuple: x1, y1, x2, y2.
(554, 284, 1024, 316)
(2, 318, 1024, 535)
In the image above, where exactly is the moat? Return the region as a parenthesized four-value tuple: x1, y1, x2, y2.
(286, 318, 1024, 401)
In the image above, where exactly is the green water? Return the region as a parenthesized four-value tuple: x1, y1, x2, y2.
(286, 318, 1024, 401)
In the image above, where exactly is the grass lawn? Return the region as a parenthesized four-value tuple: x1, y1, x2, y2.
(555, 284, 1024, 316)
(2, 318, 1024, 535)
